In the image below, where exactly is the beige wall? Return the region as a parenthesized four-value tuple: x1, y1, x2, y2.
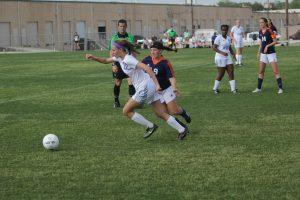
(0, 1, 298, 50)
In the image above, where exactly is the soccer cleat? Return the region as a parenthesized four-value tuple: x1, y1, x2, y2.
(113, 100, 121, 108)
(232, 89, 238, 94)
(252, 88, 262, 93)
(177, 127, 189, 140)
(144, 124, 158, 138)
(213, 89, 220, 94)
(278, 89, 283, 94)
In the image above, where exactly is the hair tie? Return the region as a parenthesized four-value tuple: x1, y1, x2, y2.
(112, 42, 124, 49)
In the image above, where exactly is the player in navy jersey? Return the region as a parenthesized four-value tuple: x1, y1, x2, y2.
(85, 40, 189, 140)
(142, 41, 191, 126)
(252, 17, 283, 94)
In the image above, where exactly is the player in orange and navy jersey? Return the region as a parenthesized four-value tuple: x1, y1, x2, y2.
(142, 41, 191, 126)
(252, 17, 283, 94)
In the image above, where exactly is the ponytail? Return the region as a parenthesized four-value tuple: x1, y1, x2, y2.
(151, 41, 177, 52)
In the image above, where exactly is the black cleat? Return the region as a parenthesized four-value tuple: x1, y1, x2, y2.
(177, 127, 189, 140)
(144, 124, 158, 138)
(113, 100, 121, 108)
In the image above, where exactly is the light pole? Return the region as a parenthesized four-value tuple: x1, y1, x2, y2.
(191, 0, 194, 33)
(285, 0, 289, 46)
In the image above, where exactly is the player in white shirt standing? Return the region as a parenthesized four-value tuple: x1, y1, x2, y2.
(85, 40, 189, 140)
(230, 20, 245, 66)
(212, 25, 237, 94)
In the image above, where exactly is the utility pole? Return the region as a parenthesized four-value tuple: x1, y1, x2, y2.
(285, 0, 289, 46)
(191, 0, 194, 33)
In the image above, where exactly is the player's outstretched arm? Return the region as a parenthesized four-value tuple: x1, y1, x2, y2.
(85, 54, 114, 64)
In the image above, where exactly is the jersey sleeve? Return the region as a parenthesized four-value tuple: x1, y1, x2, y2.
(166, 60, 175, 78)
(230, 26, 235, 33)
(125, 55, 139, 69)
(214, 36, 221, 46)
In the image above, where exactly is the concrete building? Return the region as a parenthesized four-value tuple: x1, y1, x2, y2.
(0, 0, 298, 51)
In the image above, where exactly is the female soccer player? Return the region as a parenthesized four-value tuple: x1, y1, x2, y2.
(142, 41, 191, 125)
(252, 17, 283, 94)
(212, 25, 237, 94)
(230, 20, 245, 66)
(85, 40, 188, 140)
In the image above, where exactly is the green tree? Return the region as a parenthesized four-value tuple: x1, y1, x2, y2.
(290, 0, 300, 9)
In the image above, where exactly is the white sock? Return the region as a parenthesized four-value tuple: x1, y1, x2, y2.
(239, 55, 242, 64)
(213, 80, 220, 91)
(236, 54, 239, 63)
(167, 116, 185, 133)
(131, 112, 153, 128)
(229, 80, 236, 91)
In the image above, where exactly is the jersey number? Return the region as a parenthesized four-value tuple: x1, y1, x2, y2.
(261, 36, 266, 42)
(153, 68, 158, 75)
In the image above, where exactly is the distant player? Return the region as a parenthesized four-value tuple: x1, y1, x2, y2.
(213, 25, 237, 94)
(85, 40, 189, 140)
(230, 20, 245, 66)
(166, 26, 177, 50)
(252, 17, 283, 94)
(142, 41, 191, 125)
(109, 19, 135, 108)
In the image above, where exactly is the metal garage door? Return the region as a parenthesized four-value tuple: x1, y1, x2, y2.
(26, 22, 38, 47)
(0, 22, 11, 47)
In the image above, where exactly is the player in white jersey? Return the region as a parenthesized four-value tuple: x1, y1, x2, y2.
(85, 40, 189, 140)
(230, 20, 245, 66)
(212, 25, 237, 94)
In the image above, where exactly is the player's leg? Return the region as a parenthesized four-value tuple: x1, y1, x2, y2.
(213, 66, 226, 93)
(151, 100, 188, 140)
(253, 55, 267, 93)
(162, 87, 191, 123)
(269, 54, 283, 93)
(123, 98, 157, 137)
(226, 64, 237, 93)
(113, 78, 122, 107)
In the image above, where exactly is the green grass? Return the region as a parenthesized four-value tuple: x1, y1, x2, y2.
(0, 47, 299, 199)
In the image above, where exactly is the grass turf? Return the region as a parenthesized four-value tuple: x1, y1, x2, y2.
(0, 46, 299, 199)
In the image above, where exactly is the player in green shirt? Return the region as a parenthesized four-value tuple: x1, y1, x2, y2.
(108, 19, 135, 108)
(166, 26, 177, 50)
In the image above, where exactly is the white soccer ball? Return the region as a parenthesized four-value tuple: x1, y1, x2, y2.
(42, 134, 59, 150)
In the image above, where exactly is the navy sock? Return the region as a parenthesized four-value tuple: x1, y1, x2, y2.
(276, 78, 283, 89)
(257, 78, 263, 89)
(114, 85, 120, 101)
(128, 85, 136, 96)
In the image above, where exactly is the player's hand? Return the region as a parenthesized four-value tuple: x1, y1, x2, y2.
(112, 65, 118, 73)
(85, 54, 94, 60)
(174, 88, 181, 96)
(156, 85, 162, 93)
(264, 46, 268, 54)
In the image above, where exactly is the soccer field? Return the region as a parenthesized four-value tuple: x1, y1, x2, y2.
(0, 46, 299, 199)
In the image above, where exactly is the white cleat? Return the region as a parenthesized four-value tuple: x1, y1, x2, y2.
(278, 89, 283, 94)
(232, 89, 238, 94)
(252, 88, 262, 93)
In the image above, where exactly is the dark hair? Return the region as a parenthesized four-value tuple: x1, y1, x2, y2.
(114, 39, 139, 54)
(118, 19, 127, 26)
(260, 17, 268, 24)
(221, 24, 229, 30)
(150, 41, 177, 52)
